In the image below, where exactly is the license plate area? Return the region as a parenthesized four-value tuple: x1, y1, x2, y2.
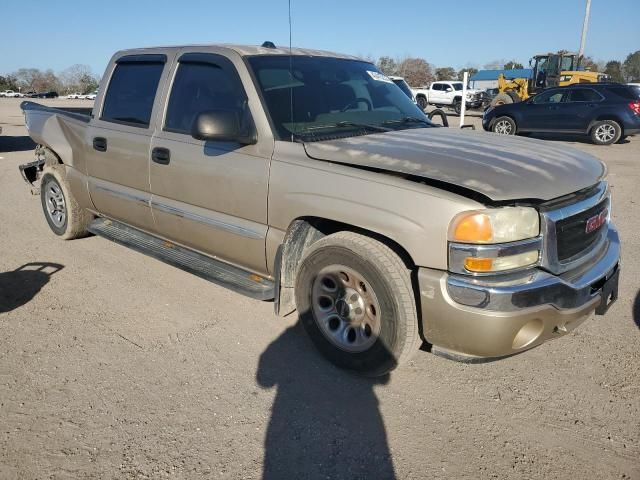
(593, 267, 619, 315)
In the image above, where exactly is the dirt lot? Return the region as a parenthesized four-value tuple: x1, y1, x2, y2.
(1, 98, 638, 479)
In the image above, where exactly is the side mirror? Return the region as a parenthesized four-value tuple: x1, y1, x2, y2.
(446, 87, 453, 92)
(191, 109, 256, 144)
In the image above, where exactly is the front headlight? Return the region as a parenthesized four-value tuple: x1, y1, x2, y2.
(448, 207, 541, 274)
(560, 75, 573, 82)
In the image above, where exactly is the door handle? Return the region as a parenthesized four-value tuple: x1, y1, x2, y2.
(548, 105, 560, 110)
(151, 147, 171, 165)
(93, 137, 107, 152)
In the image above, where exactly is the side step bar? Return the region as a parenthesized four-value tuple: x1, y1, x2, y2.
(87, 218, 275, 300)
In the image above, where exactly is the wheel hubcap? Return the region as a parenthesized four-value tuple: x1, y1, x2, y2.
(494, 120, 513, 135)
(595, 124, 615, 143)
(45, 182, 66, 228)
(311, 265, 382, 353)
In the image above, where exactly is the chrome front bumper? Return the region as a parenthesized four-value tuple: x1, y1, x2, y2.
(418, 226, 620, 360)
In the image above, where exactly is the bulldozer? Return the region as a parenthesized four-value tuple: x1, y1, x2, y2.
(491, 52, 610, 106)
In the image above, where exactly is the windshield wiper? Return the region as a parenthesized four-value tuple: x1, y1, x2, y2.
(382, 116, 431, 127)
(302, 121, 391, 133)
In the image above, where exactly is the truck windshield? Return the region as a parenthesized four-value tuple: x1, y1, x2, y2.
(248, 56, 432, 141)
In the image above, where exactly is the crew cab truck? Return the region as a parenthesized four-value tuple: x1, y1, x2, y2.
(20, 44, 620, 376)
(413, 81, 483, 113)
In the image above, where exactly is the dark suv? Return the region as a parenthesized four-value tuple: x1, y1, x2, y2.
(483, 83, 640, 145)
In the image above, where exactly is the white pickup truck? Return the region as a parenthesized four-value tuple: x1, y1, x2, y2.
(412, 81, 482, 113)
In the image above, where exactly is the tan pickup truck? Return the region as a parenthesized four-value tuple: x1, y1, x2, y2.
(19, 43, 620, 375)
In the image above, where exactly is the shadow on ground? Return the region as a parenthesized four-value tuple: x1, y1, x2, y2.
(0, 263, 63, 314)
(0, 135, 36, 153)
(525, 133, 628, 144)
(257, 324, 397, 480)
(633, 290, 640, 330)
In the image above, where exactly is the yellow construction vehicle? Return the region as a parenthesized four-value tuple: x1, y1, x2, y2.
(491, 52, 610, 106)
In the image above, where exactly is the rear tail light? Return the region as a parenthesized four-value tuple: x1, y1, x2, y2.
(629, 101, 640, 115)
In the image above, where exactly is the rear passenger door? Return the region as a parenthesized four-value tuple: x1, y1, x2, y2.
(564, 88, 604, 131)
(86, 54, 170, 233)
(149, 52, 271, 274)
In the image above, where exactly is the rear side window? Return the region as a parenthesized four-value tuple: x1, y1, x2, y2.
(164, 60, 246, 134)
(605, 86, 640, 100)
(101, 62, 164, 127)
(568, 89, 602, 102)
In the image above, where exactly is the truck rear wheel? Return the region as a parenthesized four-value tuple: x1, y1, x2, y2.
(41, 167, 92, 239)
(295, 232, 420, 376)
(416, 96, 428, 110)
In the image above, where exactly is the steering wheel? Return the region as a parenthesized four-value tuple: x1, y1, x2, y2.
(341, 97, 373, 112)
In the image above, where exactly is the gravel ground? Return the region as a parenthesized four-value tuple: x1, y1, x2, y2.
(0, 98, 638, 479)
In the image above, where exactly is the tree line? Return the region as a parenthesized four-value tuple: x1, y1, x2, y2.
(2, 50, 639, 92)
(0, 65, 99, 94)
(374, 50, 640, 87)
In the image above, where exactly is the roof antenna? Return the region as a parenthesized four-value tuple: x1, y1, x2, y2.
(288, 0, 294, 141)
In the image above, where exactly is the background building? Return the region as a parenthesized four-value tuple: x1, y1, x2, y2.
(469, 69, 532, 89)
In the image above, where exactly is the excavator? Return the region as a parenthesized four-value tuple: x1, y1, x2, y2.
(490, 51, 610, 106)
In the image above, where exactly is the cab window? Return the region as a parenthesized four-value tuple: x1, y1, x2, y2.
(164, 56, 247, 135)
(101, 58, 165, 128)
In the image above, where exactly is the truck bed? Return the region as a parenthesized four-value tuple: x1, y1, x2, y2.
(19, 101, 93, 190)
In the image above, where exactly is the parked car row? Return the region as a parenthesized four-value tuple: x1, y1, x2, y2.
(1, 90, 97, 99)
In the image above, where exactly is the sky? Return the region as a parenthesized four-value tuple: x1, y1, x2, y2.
(1, 0, 638, 77)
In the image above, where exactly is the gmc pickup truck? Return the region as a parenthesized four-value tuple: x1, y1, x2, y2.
(19, 43, 620, 376)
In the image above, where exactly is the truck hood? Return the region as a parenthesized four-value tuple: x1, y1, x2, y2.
(303, 127, 605, 202)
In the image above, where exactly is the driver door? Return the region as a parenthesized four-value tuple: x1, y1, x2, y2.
(522, 89, 566, 131)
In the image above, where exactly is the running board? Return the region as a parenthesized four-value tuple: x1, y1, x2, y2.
(87, 218, 275, 300)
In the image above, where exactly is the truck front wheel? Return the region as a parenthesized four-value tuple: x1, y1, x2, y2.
(40, 167, 92, 239)
(453, 100, 462, 115)
(295, 232, 420, 376)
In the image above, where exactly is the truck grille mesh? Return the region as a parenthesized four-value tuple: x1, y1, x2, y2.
(555, 198, 609, 262)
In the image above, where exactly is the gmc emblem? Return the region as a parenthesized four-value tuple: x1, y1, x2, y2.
(585, 209, 608, 234)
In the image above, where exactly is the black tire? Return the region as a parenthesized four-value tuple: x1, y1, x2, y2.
(590, 120, 622, 145)
(490, 92, 515, 107)
(416, 96, 428, 110)
(295, 232, 420, 376)
(453, 99, 462, 115)
(491, 116, 517, 135)
(40, 166, 92, 239)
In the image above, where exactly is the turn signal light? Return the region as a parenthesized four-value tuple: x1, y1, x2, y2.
(464, 257, 493, 272)
(452, 213, 493, 243)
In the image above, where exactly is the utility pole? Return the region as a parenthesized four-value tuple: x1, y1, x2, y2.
(578, 0, 592, 59)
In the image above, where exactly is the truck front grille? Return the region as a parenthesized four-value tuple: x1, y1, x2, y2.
(539, 182, 610, 275)
(555, 197, 609, 261)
